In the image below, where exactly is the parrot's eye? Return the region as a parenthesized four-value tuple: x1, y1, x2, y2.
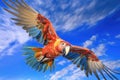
(61, 43, 65, 46)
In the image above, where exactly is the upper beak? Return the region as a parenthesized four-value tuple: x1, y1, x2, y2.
(63, 46, 70, 56)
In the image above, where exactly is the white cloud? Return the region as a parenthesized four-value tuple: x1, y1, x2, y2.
(49, 58, 120, 80)
(103, 60, 120, 69)
(49, 56, 120, 80)
(0, 9, 30, 57)
(26, 78, 32, 80)
(50, 64, 85, 80)
(30, 0, 120, 31)
(91, 43, 106, 56)
(0, 77, 32, 80)
(82, 35, 107, 56)
(58, 60, 66, 66)
(115, 34, 120, 39)
(107, 41, 115, 45)
(63, 69, 85, 80)
(83, 35, 97, 48)
(106, 33, 110, 36)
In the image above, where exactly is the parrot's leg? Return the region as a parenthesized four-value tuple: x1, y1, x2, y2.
(37, 55, 50, 62)
(41, 58, 50, 62)
(37, 55, 45, 62)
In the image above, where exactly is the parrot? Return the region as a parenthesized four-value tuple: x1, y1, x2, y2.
(3, 0, 120, 80)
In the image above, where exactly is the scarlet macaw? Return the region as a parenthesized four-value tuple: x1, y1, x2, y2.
(3, 0, 120, 80)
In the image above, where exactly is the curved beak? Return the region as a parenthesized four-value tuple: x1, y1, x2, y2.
(63, 46, 70, 56)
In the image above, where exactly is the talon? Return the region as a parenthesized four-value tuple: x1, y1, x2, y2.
(37, 56, 44, 62)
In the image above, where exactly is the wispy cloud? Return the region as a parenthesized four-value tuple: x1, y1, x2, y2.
(0, 77, 32, 80)
(83, 35, 97, 48)
(103, 60, 120, 69)
(107, 41, 115, 45)
(82, 35, 108, 56)
(91, 43, 106, 56)
(49, 51, 119, 80)
(50, 59, 120, 80)
(115, 34, 120, 39)
(30, 0, 120, 31)
(50, 64, 85, 80)
(0, 9, 30, 57)
(57, 60, 67, 66)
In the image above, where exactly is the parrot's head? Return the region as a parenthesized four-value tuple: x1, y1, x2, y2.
(54, 39, 71, 56)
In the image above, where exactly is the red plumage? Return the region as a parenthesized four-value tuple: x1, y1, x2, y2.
(3, 0, 120, 80)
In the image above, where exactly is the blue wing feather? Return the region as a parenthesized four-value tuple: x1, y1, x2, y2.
(64, 52, 88, 72)
(27, 27, 45, 44)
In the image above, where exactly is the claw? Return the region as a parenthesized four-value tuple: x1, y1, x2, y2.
(37, 56, 44, 62)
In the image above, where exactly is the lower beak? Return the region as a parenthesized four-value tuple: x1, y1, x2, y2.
(63, 46, 70, 56)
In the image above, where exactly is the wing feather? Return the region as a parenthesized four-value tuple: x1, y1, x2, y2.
(64, 45, 119, 80)
(3, 0, 58, 45)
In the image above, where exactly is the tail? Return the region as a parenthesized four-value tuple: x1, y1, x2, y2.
(23, 47, 55, 72)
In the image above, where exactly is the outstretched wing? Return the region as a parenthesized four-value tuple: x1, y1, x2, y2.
(3, 0, 58, 45)
(64, 45, 119, 80)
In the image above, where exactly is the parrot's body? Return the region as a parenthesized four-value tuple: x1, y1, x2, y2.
(3, 0, 120, 80)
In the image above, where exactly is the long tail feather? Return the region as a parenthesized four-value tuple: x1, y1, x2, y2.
(23, 47, 54, 72)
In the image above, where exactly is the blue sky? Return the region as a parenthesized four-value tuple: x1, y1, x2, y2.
(0, 0, 120, 80)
